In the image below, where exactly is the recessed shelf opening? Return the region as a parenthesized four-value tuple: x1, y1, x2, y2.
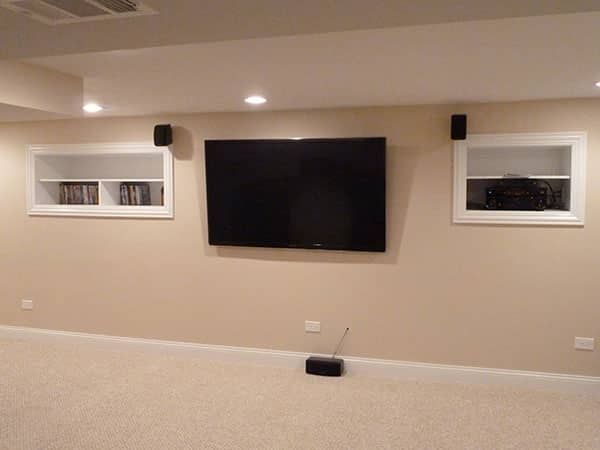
(27, 143, 173, 218)
(453, 132, 586, 225)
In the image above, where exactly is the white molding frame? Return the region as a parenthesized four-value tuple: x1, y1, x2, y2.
(453, 132, 587, 225)
(1, 325, 598, 397)
(26, 142, 174, 218)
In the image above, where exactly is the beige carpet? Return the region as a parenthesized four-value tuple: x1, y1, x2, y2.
(1, 337, 599, 450)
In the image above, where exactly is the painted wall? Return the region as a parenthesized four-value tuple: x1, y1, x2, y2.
(1, 99, 599, 376)
(0, 61, 82, 116)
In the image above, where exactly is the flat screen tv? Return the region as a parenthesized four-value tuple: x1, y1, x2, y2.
(204, 137, 386, 252)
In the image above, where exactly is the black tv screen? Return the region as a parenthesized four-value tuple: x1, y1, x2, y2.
(204, 137, 386, 252)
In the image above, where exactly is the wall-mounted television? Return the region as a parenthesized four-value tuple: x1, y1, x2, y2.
(204, 137, 386, 252)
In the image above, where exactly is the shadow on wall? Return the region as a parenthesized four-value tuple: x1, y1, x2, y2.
(173, 125, 421, 264)
(171, 126, 194, 160)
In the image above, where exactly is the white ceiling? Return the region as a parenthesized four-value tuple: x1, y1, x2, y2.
(1, 1, 600, 120)
(4, 0, 600, 59)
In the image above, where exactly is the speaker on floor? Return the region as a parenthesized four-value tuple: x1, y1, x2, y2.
(451, 114, 467, 140)
(154, 124, 172, 146)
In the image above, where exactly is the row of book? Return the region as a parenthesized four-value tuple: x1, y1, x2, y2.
(120, 182, 152, 206)
(59, 183, 99, 205)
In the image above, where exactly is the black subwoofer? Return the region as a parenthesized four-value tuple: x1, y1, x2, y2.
(305, 356, 344, 377)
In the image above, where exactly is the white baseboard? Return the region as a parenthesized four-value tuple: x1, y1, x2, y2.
(1, 325, 598, 397)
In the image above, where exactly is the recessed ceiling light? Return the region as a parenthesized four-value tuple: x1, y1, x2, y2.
(245, 95, 267, 105)
(595, 81, 600, 88)
(83, 103, 103, 113)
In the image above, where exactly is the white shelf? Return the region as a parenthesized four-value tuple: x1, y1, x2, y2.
(465, 175, 571, 180)
(40, 178, 164, 182)
(454, 132, 586, 226)
(27, 142, 173, 218)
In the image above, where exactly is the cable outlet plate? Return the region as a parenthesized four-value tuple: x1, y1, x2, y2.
(305, 320, 321, 333)
(574, 337, 594, 351)
(21, 299, 33, 310)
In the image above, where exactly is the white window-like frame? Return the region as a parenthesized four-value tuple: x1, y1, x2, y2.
(26, 142, 173, 218)
(453, 132, 586, 226)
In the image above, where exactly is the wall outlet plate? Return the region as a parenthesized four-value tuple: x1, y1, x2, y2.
(574, 337, 594, 351)
(21, 299, 33, 310)
(305, 320, 321, 333)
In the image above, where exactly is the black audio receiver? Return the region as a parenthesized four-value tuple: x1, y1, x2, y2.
(485, 179, 547, 211)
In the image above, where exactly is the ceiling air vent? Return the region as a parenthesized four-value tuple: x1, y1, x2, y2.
(0, 0, 156, 25)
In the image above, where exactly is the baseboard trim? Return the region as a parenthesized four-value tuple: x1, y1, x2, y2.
(1, 325, 598, 397)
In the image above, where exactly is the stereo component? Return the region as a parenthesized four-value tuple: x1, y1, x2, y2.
(485, 179, 547, 211)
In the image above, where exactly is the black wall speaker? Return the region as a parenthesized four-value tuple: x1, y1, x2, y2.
(451, 114, 467, 140)
(154, 124, 172, 146)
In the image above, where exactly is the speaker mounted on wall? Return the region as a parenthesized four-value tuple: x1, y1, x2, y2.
(451, 114, 467, 140)
(154, 124, 173, 146)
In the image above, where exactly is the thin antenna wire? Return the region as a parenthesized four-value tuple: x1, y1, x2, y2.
(331, 327, 350, 359)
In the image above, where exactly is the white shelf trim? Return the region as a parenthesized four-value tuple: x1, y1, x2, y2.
(102, 178, 164, 182)
(466, 175, 571, 180)
(27, 142, 173, 218)
(29, 141, 165, 154)
(40, 178, 164, 182)
(454, 131, 586, 226)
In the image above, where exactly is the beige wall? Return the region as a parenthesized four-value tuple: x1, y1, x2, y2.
(0, 61, 82, 116)
(1, 99, 599, 376)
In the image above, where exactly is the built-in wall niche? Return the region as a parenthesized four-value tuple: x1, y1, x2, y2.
(453, 132, 586, 225)
(27, 142, 173, 218)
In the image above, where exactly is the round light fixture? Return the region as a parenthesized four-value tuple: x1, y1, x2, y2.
(244, 95, 267, 105)
(83, 103, 103, 113)
(595, 81, 600, 88)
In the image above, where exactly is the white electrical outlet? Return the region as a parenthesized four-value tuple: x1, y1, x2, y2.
(305, 320, 321, 333)
(574, 337, 594, 351)
(21, 299, 33, 310)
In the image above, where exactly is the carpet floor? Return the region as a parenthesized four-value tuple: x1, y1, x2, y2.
(1, 336, 599, 450)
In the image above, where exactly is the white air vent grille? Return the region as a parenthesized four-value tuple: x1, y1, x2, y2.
(43, 0, 106, 17)
(0, 0, 156, 24)
(94, 0, 137, 13)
